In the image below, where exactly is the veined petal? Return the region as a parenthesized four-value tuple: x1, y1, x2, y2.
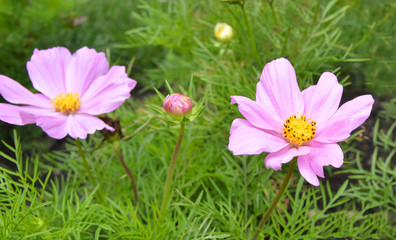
(297, 143, 343, 186)
(255, 81, 276, 113)
(230, 95, 282, 131)
(80, 66, 136, 115)
(66, 114, 114, 139)
(315, 95, 374, 143)
(309, 142, 344, 168)
(331, 95, 374, 131)
(314, 118, 353, 143)
(35, 113, 113, 139)
(297, 156, 320, 186)
(35, 114, 69, 139)
(228, 119, 288, 155)
(27, 47, 71, 98)
(302, 72, 343, 123)
(0, 104, 36, 125)
(65, 47, 109, 94)
(260, 58, 304, 119)
(230, 118, 246, 135)
(264, 145, 310, 170)
(0, 75, 50, 107)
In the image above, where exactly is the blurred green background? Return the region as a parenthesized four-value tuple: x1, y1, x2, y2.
(0, 0, 394, 95)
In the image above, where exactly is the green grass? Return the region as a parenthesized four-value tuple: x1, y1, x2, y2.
(0, 0, 395, 239)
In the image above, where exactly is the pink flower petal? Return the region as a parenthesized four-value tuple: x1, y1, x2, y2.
(0, 75, 50, 107)
(255, 81, 276, 113)
(314, 95, 374, 143)
(66, 114, 114, 139)
(35, 114, 69, 139)
(332, 95, 374, 131)
(230, 95, 283, 131)
(228, 119, 288, 155)
(35, 113, 113, 139)
(65, 47, 109, 94)
(19, 105, 56, 115)
(230, 118, 246, 135)
(314, 118, 353, 143)
(0, 104, 36, 125)
(27, 47, 71, 98)
(309, 159, 325, 178)
(297, 156, 320, 186)
(264, 145, 310, 170)
(302, 72, 343, 123)
(297, 143, 343, 186)
(260, 58, 304, 119)
(309, 142, 344, 168)
(80, 66, 136, 115)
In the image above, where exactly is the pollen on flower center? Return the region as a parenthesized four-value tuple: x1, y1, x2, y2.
(51, 92, 81, 114)
(283, 113, 316, 146)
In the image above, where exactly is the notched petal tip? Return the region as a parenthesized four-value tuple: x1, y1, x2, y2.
(66, 114, 111, 139)
(264, 159, 282, 171)
(0, 104, 36, 125)
(298, 156, 320, 186)
(264, 146, 309, 172)
(230, 96, 237, 104)
(129, 78, 137, 89)
(303, 71, 343, 123)
(27, 46, 73, 98)
(319, 71, 337, 81)
(260, 57, 303, 119)
(73, 46, 106, 60)
(104, 124, 115, 131)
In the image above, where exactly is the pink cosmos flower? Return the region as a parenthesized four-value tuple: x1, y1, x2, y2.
(0, 46, 136, 139)
(228, 58, 374, 186)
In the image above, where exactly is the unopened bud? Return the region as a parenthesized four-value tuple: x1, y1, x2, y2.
(163, 93, 193, 121)
(214, 23, 233, 42)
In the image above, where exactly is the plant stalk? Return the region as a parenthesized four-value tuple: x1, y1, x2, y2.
(268, 0, 278, 25)
(159, 122, 185, 219)
(252, 158, 297, 240)
(243, 157, 249, 236)
(114, 142, 139, 204)
(75, 138, 106, 205)
(240, 3, 262, 67)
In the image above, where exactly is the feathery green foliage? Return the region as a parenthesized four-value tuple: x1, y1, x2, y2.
(0, 0, 395, 239)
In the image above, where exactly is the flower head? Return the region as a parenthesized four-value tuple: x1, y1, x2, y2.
(0, 47, 136, 139)
(163, 93, 193, 121)
(228, 58, 374, 186)
(214, 23, 233, 42)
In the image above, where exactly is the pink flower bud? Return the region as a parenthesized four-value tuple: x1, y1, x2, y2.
(163, 93, 193, 121)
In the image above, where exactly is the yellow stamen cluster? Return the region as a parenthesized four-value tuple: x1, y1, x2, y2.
(51, 92, 81, 114)
(283, 113, 316, 146)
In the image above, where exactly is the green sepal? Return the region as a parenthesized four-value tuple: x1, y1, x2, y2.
(153, 87, 166, 102)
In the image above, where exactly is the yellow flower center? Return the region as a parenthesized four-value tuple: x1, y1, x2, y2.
(283, 113, 316, 146)
(51, 92, 81, 114)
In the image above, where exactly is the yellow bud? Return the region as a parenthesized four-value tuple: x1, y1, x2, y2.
(214, 23, 233, 42)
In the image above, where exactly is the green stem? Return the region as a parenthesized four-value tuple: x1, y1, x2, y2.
(240, 3, 262, 66)
(252, 158, 297, 240)
(268, 0, 278, 25)
(159, 122, 185, 219)
(243, 157, 248, 235)
(75, 138, 106, 205)
(114, 142, 139, 204)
